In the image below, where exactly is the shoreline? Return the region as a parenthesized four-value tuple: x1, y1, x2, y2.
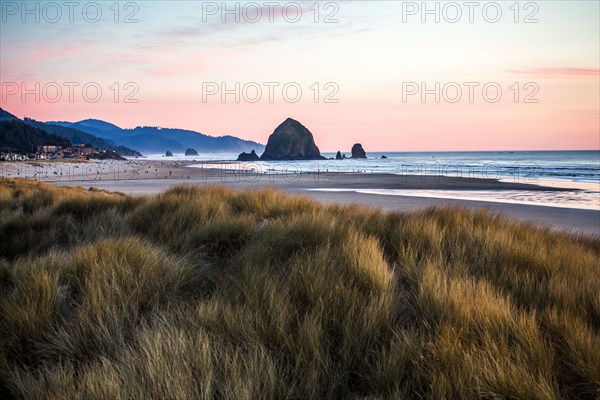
(0, 159, 593, 190)
(2, 160, 599, 236)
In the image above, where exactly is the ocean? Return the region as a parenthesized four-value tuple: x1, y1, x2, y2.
(177, 150, 600, 183)
(183, 150, 600, 211)
(322, 150, 600, 184)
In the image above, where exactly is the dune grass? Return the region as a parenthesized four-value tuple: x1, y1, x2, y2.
(0, 178, 598, 399)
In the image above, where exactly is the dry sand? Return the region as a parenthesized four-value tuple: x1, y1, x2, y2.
(2, 159, 599, 236)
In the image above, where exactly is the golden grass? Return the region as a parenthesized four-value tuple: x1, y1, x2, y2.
(0, 178, 598, 399)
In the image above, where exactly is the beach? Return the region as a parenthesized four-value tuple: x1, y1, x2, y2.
(2, 159, 598, 236)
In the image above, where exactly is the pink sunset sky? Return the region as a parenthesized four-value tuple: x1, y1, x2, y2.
(1, 1, 599, 151)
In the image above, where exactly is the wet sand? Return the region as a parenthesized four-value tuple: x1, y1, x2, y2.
(2, 160, 599, 236)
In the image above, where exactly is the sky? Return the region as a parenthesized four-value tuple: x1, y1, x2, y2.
(1, 0, 599, 151)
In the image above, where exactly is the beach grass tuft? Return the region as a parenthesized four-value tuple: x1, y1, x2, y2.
(0, 178, 598, 399)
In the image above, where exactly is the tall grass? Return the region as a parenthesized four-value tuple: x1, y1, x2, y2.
(0, 178, 598, 399)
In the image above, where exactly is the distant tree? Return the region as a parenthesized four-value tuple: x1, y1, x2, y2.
(0, 120, 72, 154)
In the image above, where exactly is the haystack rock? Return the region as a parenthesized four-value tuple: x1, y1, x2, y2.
(351, 143, 367, 159)
(185, 148, 198, 156)
(260, 118, 326, 161)
(165, 150, 173, 157)
(237, 150, 260, 161)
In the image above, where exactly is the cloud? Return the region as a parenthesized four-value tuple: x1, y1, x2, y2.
(136, 1, 372, 51)
(508, 68, 600, 78)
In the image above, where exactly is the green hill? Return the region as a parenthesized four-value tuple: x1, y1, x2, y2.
(0, 120, 72, 154)
(0, 108, 142, 157)
(23, 118, 142, 157)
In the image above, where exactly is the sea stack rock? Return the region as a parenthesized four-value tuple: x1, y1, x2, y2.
(335, 151, 343, 160)
(351, 143, 367, 159)
(260, 118, 326, 161)
(165, 150, 173, 157)
(381, 155, 387, 159)
(237, 150, 260, 161)
(185, 148, 199, 156)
